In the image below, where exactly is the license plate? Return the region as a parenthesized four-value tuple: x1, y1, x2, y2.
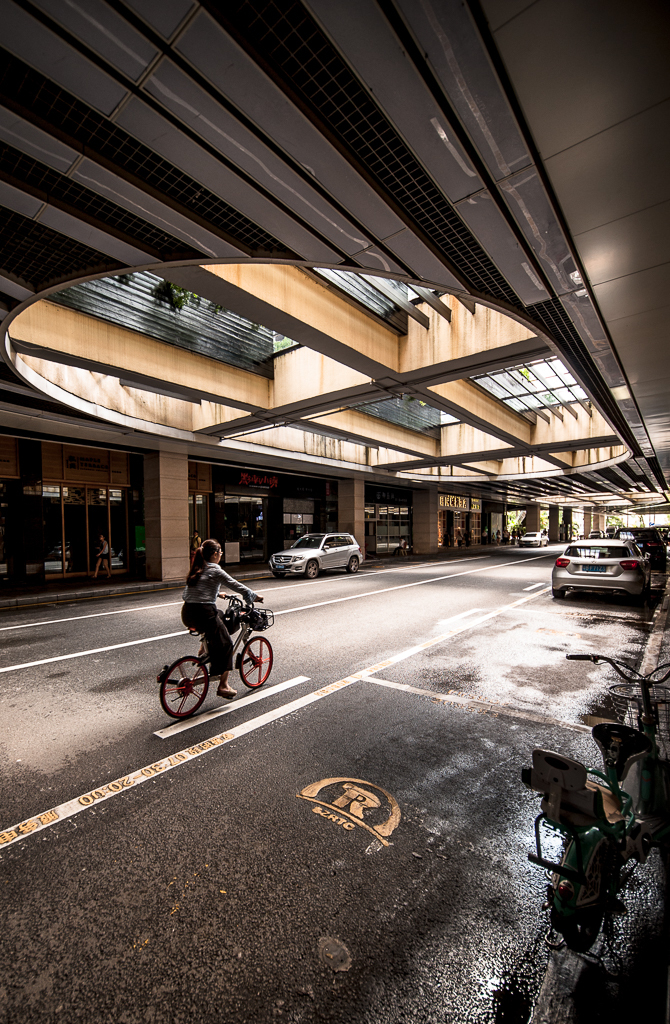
(583, 565, 606, 573)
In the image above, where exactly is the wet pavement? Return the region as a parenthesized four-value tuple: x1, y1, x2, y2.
(0, 548, 667, 1023)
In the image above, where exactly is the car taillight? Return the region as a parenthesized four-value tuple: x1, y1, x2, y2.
(620, 560, 640, 570)
(556, 879, 574, 901)
(555, 557, 570, 567)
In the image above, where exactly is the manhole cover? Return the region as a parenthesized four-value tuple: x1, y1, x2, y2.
(318, 936, 351, 972)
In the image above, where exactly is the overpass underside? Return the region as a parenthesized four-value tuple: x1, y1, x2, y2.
(5, 261, 632, 505)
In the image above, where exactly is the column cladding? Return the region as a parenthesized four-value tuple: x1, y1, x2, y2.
(338, 478, 365, 560)
(144, 451, 189, 581)
(412, 489, 438, 555)
(524, 503, 541, 533)
(548, 506, 560, 542)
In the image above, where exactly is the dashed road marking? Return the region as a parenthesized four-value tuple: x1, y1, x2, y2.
(0, 677, 357, 854)
(154, 676, 311, 738)
(523, 582, 546, 591)
(0, 555, 551, 675)
(0, 585, 553, 853)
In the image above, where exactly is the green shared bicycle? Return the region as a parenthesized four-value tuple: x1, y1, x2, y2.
(523, 652, 670, 952)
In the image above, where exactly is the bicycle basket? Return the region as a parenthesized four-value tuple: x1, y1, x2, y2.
(245, 608, 274, 631)
(609, 683, 670, 737)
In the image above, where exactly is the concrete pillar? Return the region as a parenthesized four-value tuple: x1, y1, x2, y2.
(548, 506, 560, 543)
(582, 509, 592, 537)
(144, 451, 189, 581)
(412, 488, 438, 555)
(338, 477, 365, 559)
(594, 513, 606, 533)
(524, 503, 541, 533)
(562, 507, 573, 542)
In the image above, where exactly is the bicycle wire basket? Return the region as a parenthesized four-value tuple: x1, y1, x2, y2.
(608, 682, 670, 738)
(245, 607, 274, 631)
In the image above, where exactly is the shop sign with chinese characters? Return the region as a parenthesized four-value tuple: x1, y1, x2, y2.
(439, 494, 470, 510)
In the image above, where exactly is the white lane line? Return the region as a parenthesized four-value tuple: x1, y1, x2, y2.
(263, 557, 471, 592)
(0, 587, 552, 852)
(273, 554, 550, 617)
(0, 676, 357, 854)
(0, 556, 550, 675)
(0, 631, 186, 674)
(154, 675, 310, 739)
(368, 678, 589, 734)
(523, 582, 546, 591)
(0, 601, 181, 632)
(0, 558, 484, 632)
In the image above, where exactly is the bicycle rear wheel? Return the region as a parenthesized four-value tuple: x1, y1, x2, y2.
(159, 656, 209, 718)
(239, 637, 273, 688)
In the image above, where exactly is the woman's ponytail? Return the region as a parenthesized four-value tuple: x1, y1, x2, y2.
(186, 538, 220, 585)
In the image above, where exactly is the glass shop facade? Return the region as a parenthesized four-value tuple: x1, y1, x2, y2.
(0, 436, 144, 586)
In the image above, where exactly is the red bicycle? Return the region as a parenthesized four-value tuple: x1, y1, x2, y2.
(157, 597, 274, 719)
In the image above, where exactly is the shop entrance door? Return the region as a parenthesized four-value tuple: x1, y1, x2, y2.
(42, 485, 128, 577)
(224, 495, 266, 562)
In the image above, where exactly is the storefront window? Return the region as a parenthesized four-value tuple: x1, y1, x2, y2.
(189, 494, 208, 541)
(225, 496, 266, 562)
(0, 483, 7, 576)
(64, 486, 87, 574)
(43, 485, 63, 575)
(109, 489, 128, 569)
(366, 503, 412, 554)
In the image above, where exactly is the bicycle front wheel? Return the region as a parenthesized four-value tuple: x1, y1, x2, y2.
(239, 637, 273, 688)
(160, 656, 209, 718)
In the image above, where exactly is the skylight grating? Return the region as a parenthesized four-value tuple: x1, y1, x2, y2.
(472, 357, 592, 415)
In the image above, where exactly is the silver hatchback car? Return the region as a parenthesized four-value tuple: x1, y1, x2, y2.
(269, 533, 362, 579)
(552, 539, 651, 604)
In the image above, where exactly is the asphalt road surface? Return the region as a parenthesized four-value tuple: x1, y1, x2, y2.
(0, 548, 667, 1023)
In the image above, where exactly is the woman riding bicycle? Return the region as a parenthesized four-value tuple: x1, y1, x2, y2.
(182, 538, 263, 700)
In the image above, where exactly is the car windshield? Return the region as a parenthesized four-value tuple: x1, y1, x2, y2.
(291, 534, 326, 549)
(626, 530, 659, 540)
(566, 545, 629, 559)
(525, 533, 539, 538)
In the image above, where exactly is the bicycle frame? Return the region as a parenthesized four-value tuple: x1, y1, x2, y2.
(523, 653, 670, 950)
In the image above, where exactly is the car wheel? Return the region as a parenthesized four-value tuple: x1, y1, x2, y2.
(552, 587, 565, 599)
(346, 556, 359, 574)
(304, 559, 319, 579)
(272, 572, 286, 578)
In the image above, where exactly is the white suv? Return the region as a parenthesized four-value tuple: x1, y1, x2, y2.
(269, 533, 362, 578)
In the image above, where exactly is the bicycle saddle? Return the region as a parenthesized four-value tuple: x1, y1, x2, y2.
(592, 722, 651, 781)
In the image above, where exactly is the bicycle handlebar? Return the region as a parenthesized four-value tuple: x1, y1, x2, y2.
(566, 652, 670, 685)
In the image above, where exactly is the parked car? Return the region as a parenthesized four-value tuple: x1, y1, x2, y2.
(614, 527, 667, 571)
(269, 533, 362, 578)
(588, 530, 604, 539)
(605, 526, 616, 538)
(519, 532, 548, 547)
(552, 539, 651, 604)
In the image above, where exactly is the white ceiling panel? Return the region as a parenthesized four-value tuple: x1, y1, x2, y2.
(593, 264, 670, 322)
(607, 305, 670, 384)
(0, 0, 127, 117)
(491, 0, 670, 157)
(144, 58, 372, 257)
(544, 100, 670, 234)
(175, 11, 405, 243)
(116, 97, 344, 264)
(575, 201, 670, 287)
